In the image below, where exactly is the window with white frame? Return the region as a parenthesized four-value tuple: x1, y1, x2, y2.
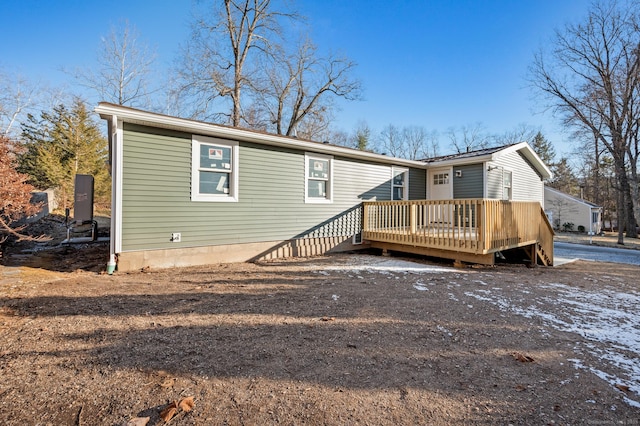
(305, 153, 333, 203)
(392, 167, 409, 200)
(191, 135, 239, 202)
(503, 170, 512, 200)
(433, 172, 449, 185)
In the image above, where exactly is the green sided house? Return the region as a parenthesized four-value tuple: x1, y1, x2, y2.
(95, 103, 554, 272)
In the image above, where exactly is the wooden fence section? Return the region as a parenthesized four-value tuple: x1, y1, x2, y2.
(362, 199, 554, 265)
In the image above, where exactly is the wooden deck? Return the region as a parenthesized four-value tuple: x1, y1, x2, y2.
(362, 199, 554, 265)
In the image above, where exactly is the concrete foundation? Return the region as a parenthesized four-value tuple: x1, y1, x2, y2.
(115, 236, 367, 272)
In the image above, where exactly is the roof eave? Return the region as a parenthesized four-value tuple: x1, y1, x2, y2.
(95, 102, 427, 169)
(495, 142, 552, 180)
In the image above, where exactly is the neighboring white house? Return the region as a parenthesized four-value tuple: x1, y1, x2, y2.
(544, 186, 602, 234)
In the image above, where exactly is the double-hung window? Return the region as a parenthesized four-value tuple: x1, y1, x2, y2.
(392, 167, 409, 200)
(305, 153, 333, 203)
(502, 170, 512, 200)
(191, 135, 239, 202)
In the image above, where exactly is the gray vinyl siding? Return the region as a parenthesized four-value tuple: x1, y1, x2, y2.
(120, 124, 416, 251)
(489, 151, 544, 203)
(452, 164, 483, 199)
(408, 168, 426, 200)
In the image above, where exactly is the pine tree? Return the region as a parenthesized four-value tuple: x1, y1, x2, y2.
(530, 131, 556, 168)
(549, 157, 578, 195)
(19, 99, 109, 211)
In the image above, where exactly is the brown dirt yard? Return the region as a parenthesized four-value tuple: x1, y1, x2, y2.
(1, 225, 640, 425)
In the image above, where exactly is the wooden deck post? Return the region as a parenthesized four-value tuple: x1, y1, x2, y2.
(362, 203, 369, 233)
(410, 203, 417, 234)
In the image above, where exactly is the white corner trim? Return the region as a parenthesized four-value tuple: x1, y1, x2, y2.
(111, 116, 124, 254)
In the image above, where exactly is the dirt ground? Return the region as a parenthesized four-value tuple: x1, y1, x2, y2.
(1, 220, 640, 425)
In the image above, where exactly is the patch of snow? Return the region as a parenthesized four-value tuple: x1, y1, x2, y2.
(413, 284, 429, 291)
(331, 294, 339, 301)
(465, 283, 640, 407)
(316, 255, 457, 274)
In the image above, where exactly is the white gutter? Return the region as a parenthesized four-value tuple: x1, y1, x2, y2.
(95, 102, 427, 169)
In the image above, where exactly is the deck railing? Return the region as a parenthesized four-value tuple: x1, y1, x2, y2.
(363, 199, 554, 261)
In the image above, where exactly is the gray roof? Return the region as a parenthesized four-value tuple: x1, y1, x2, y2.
(420, 143, 519, 163)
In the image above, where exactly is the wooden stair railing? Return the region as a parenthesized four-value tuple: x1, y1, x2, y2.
(536, 206, 555, 266)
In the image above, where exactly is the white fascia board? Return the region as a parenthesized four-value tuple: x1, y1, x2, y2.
(544, 186, 600, 208)
(426, 143, 552, 180)
(94, 103, 426, 169)
(494, 142, 552, 180)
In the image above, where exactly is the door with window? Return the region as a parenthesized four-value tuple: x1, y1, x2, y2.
(428, 168, 453, 223)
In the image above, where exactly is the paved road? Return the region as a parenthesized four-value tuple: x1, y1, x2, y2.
(554, 241, 640, 266)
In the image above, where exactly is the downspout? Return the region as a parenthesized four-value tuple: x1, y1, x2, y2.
(106, 114, 121, 274)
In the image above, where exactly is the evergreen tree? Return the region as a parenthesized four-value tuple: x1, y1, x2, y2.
(548, 157, 578, 195)
(19, 99, 109, 210)
(353, 121, 371, 151)
(530, 131, 556, 168)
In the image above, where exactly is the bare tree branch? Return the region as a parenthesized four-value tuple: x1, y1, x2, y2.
(71, 20, 157, 108)
(528, 0, 640, 241)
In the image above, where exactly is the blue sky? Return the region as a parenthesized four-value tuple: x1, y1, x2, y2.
(0, 1, 593, 156)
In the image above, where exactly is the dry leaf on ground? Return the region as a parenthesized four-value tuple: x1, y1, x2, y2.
(124, 417, 150, 426)
(615, 384, 630, 392)
(511, 352, 535, 363)
(160, 402, 178, 423)
(178, 396, 195, 412)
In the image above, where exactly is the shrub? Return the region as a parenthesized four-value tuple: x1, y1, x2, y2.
(562, 222, 575, 231)
(577, 225, 586, 232)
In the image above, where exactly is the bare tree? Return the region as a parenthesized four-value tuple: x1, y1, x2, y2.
(173, 0, 360, 138)
(72, 21, 157, 108)
(254, 39, 361, 138)
(493, 123, 540, 146)
(174, 0, 291, 125)
(377, 124, 404, 157)
(0, 68, 40, 137)
(446, 123, 490, 153)
(529, 0, 640, 242)
(374, 124, 438, 160)
(402, 126, 439, 160)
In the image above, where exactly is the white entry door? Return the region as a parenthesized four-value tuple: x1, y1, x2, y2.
(428, 167, 453, 223)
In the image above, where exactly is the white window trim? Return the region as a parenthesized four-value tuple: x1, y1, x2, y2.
(305, 152, 333, 203)
(502, 167, 513, 201)
(391, 166, 409, 200)
(191, 135, 239, 202)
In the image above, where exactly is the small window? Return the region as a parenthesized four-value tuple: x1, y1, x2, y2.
(392, 167, 409, 200)
(191, 136, 239, 202)
(305, 153, 333, 203)
(433, 173, 449, 185)
(503, 170, 512, 200)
